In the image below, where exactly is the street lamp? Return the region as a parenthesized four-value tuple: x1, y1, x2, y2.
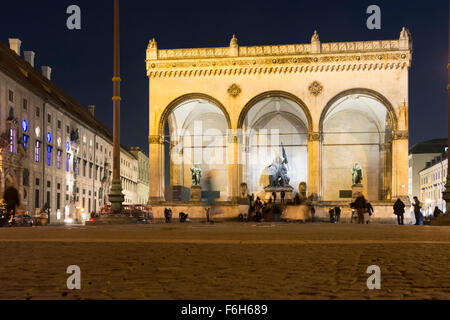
(108, 0, 125, 213)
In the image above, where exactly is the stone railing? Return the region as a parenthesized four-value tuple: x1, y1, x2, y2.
(153, 40, 403, 61)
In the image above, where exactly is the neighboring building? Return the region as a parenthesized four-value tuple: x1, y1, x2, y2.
(419, 151, 448, 214)
(120, 147, 138, 205)
(129, 147, 149, 204)
(408, 139, 447, 202)
(0, 38, 138, 224)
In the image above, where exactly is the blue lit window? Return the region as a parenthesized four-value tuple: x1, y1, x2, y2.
(66, 142, 70, 152)
(66, 153, 71, 172)
(47, 145, 53, 166)
(23, 134, 30, 149)
(47, 132, 52, 143)
(22, 120, 28, 132)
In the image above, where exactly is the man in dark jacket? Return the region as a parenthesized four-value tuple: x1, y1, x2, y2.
(354, 194, 367, 224)
(412, 196, 422, 225)
(393, 198, 405, 225)
(3, 186, 20, 220)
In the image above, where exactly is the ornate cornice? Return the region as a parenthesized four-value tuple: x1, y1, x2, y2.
(146, 52, 411, 78)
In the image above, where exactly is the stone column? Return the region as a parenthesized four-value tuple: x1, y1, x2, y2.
(148, 135, 164, 203)
(307, 132, 320, 200)
(391, 131, 409, 201)
(227, 134, 238, 202)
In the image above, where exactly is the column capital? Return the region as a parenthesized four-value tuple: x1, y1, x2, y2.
(308, 132, 321, 142)
(148, 135, 164, 145)
(392, 130, 409, 140)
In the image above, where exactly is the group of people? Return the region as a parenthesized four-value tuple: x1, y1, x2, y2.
(163, 208, 190, 223)
(239, 194, 283, 222)
(394, 196, 443, 226)
(350, 194, 374, 224)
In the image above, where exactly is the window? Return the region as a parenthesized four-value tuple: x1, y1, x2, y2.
(76, 158, 80, 175)
(47, 145, 53, 166)
(8, 90, 14, 102)
(89, 163, 93, 178)
(35, 189, 40, 209)
(66, 126, 70, 134)
(36, 178, 40, 186)
(83, 160, 87, 176)
(23, 169, 30, 187)
(10, 128, 16, 153)
(66, 153, 71, 172)
(36, 107, 40, 117)
(57, 150, 62, 169)
(47, 114, 51, 123)
(58, 120, 61, 129)
(23, 99, 28, 111)
(35, 140, 41, 162)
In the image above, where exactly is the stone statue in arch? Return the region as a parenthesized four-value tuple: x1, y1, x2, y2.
(190, 165, 202, 187)
(352, 162, 363, 185)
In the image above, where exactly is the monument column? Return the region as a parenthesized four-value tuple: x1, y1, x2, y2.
(391, 131, 409, 201)
(148, 135, 164, 202)
(307, 132, 320, 200)
(108, 0, 125, 213)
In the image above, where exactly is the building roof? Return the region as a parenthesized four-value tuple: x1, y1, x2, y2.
(409, 139, 447, 155)
(0, 40, 113, 142)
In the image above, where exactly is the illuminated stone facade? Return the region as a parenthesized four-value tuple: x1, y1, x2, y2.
(146, 29, 412, 218)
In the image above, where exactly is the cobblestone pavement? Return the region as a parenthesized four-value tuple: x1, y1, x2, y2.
(0, 222, 449, 300)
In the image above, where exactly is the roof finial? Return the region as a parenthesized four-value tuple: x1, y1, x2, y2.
(311, 30, 320, 42)
(230, 34, 238, 47)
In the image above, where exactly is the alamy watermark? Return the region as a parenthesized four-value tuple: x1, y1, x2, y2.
(66, 5, 81, 30)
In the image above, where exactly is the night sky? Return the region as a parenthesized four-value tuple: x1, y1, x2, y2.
(0, 0, 448, 154)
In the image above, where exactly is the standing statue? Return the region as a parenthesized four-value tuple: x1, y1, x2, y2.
(352, 162, 363, 185)
(190, 165, 202, 186)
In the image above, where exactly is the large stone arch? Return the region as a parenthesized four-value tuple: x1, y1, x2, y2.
(158, 93, 232, 136)
(237, 90, 313, 131)
(155, 93, 233, 202)
(318, 88, 398, 201)
(319, 88, 398, 133)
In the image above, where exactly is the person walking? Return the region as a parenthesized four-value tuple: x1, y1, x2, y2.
(3, 185, 20, 221)
(412, 196, 422, 225)
(366, 202, 374, 224)
(354, 193, 367, 224)
(334, 206, 341, 223)
(393, 198, 405, 225)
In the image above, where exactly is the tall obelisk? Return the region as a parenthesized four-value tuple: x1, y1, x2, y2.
(109, 0, 124, 213)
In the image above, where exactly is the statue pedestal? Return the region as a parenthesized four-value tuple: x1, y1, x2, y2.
(352, 184, 363, 198)
(190, 186, 202, 202)
(264, 187, 294, 203)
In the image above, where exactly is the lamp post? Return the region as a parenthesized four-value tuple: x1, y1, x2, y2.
(108, 0, 124, 213)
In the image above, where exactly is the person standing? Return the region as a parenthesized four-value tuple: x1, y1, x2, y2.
(412, 196, 422, 225)
(393, 198, 405, 225)
(3, 185, 20, 221)
(354, 193, 367, 224)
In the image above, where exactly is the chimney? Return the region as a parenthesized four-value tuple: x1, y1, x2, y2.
(24, 51, 35, 67)
(88, 105, 95, 117)
(41, 66, 52, 80)
(8, 38, 22, 55)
